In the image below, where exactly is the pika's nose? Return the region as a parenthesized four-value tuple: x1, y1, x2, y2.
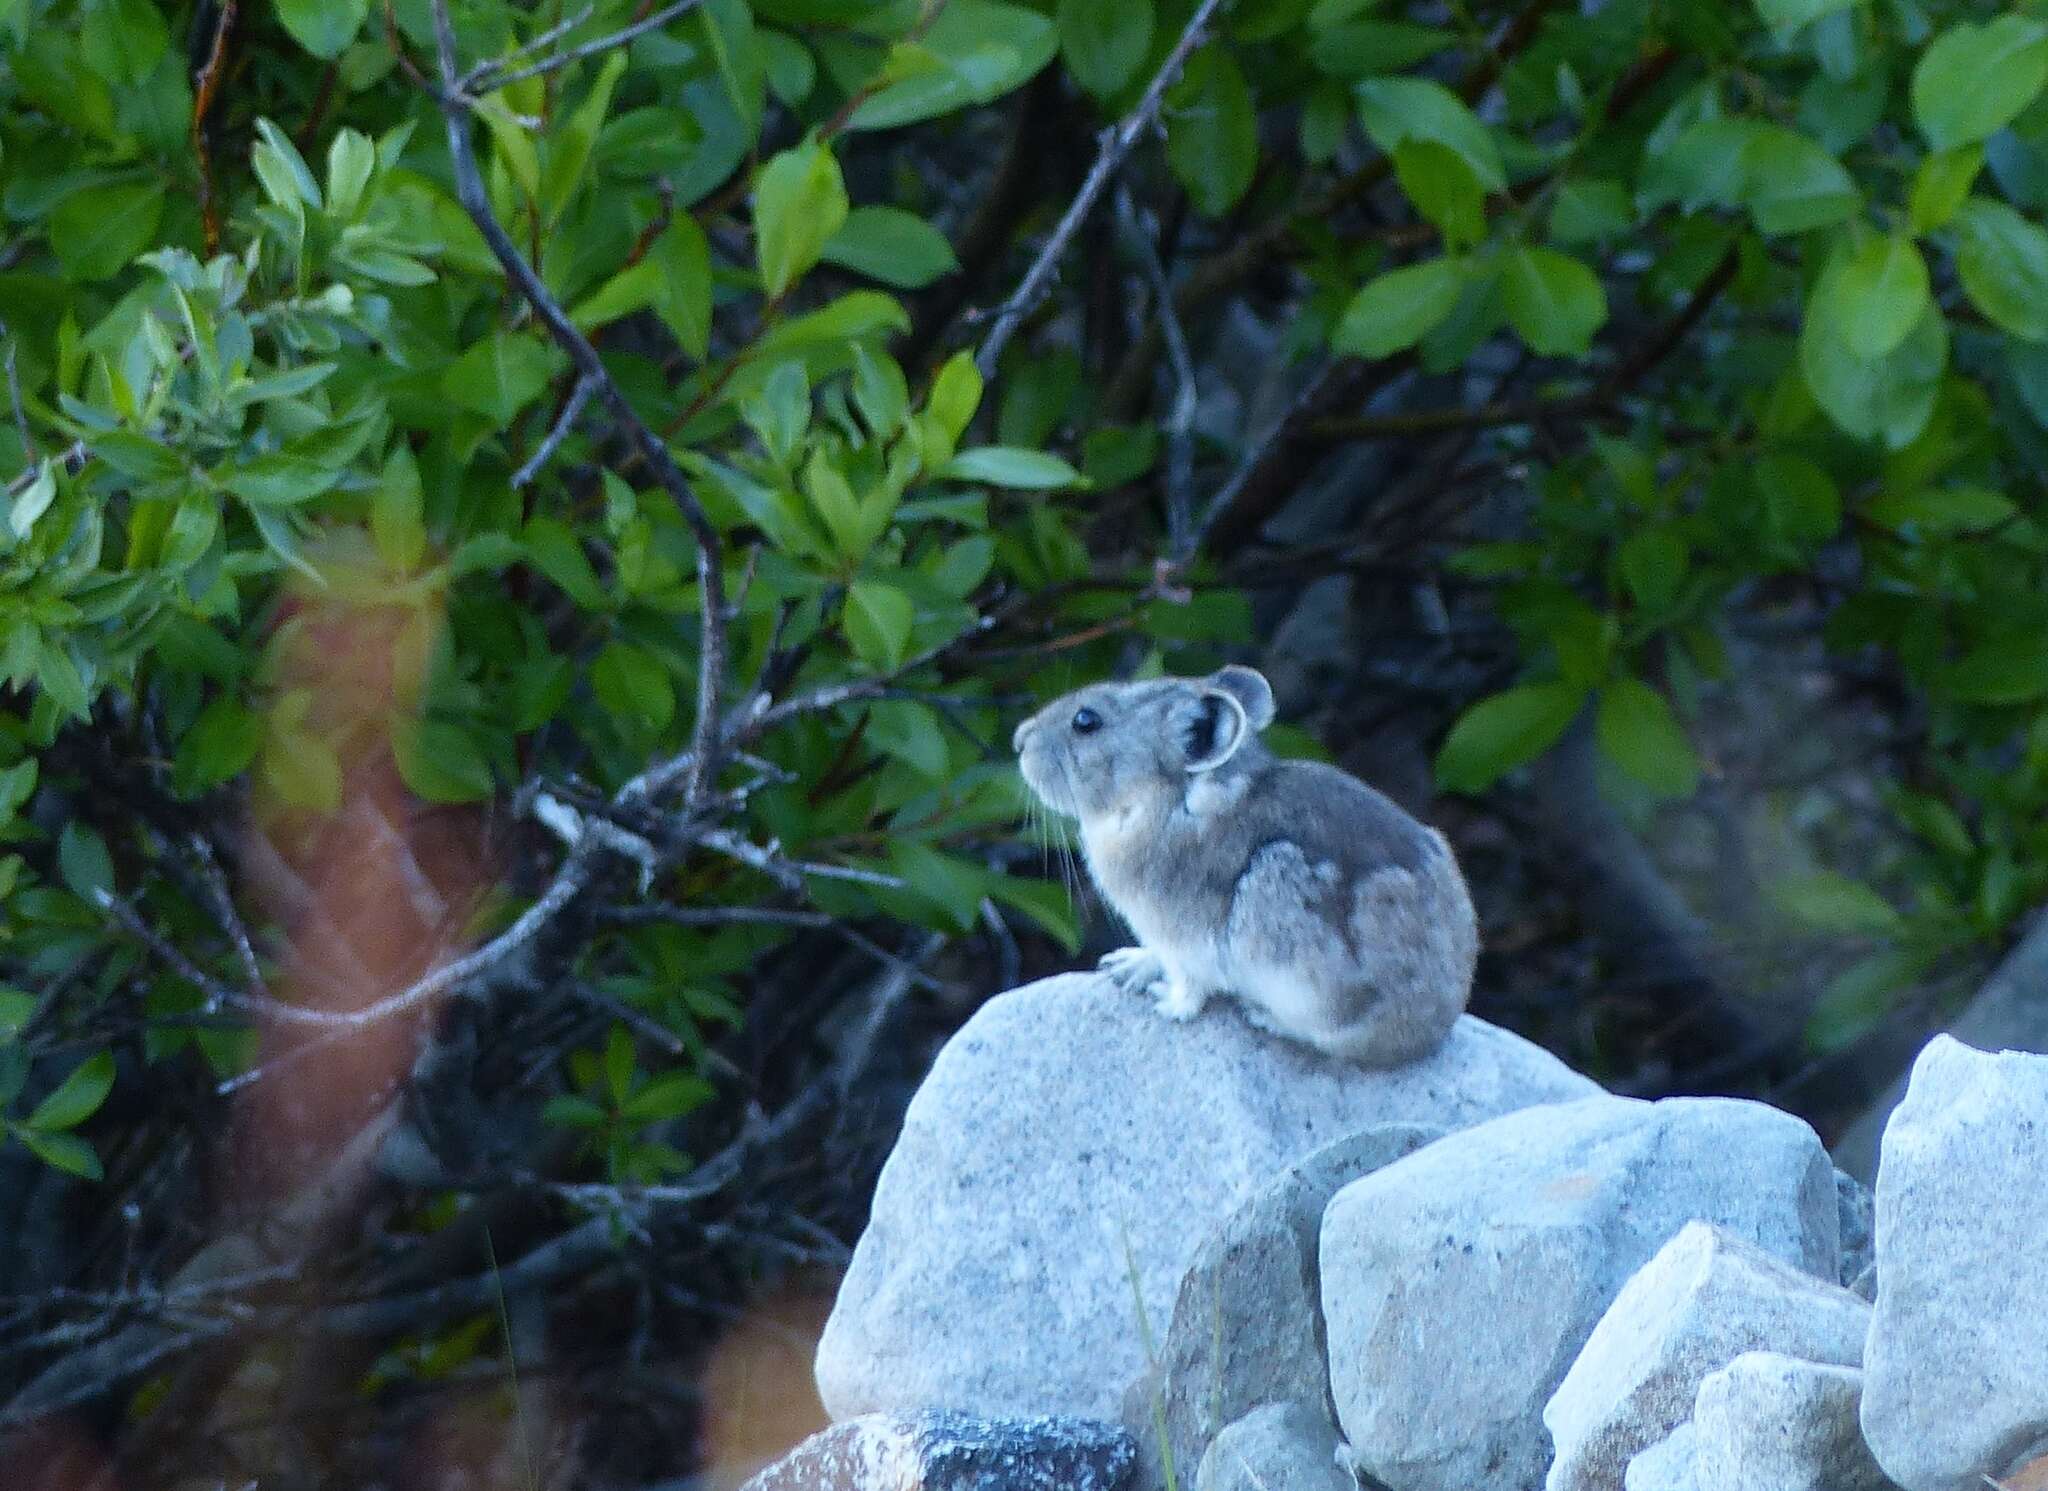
(1011, 717, 1036, 754)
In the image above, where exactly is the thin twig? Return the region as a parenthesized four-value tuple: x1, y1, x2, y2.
(697, 830, 905, 891)
(512, 373, 597, 488)
(187, 833, 268, 1003)
(95, 893, 243, 1016)
(428, 0, 726, 809)
(1114, 192, 1197, 553)
(972, 0, 1228, 379)
(465, 0, 706, 93)
(189, 0, 238, 256)
(1, 323, 35, 464)
(461, 1, 595, 89)
(1183, 359, 1339, 561)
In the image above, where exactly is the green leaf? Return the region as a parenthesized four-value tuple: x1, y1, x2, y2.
(222, 454, 340, 506)
(276, 0, 369, 59)
(605, 1026, 634, 1102)
(523, 517, 608, 609)
(820, 207, 959, 288)
(570, 257, 664, 331)
(845, 1, 1058, 130)
(1618, 529, 1687, 612)
(372, 446, 427, 572)
(1396, 141, 1489, 244)
(592, 642, 677, 731)
(452, 533, 523, 575)
(939, 447, 1083, 488)
(1594, 678, 1700, 798)
(1434, 680, 1586, 793)
(541, 1094, 609, 1129)
(1807, 951, 1918, 1054)
(927, 351, 983, 448)
(1500, 246, 1607, 356)
(804, 449, 887, 560)
(1332, 257, 1465, 358)
(0, 989, 36, 1038)
(1641, 117, 1762, 215)
(988, 874, 1081, 954)
(0, 759, 36, 823)
(1864, 485, 2016, 536)
(50, 182, 164, 282)
(1908, 144, 1983, 234)
(1311, 20, 1450, 78)
(443, 333, 556, 427)
(1773, 872, 1903, 933)
(1817, 233, 1929, 361)
(868, 698, 950, 778)
(1548, 179, 1633, 244)
(172, 697, 264, 795)
(1911, 14, 2048, 150)
(1166, 47, 1259, 217)
(1755, 453, 1842, 549)
(159, 498, 219, 570)
(845, 580, 915, 669)
(261, 727, 342, 813)
(392, 720, 495, 803)
(27, 1051, 114, 1131)
(1800, 296, 1947, 449)
(653, 216, 714, 360)
(326, 128, 377, 220)
(83, 0, 168, 84)
(1754, 0, 1861, 39)
(1739, 125, 1858, 234)
(754, 139, 850, 296)
(253, 118, 322, 208)
(852, 345, 910, 435)
(10, 462, 56, 539)
(57, 823, 113, 902)
(18, 1129, 102, 1181)
(1940, 634, 2048, 705)
(1952, 199, 2048, 342)
(1058, 0, 1151, 95)
(1354, 76, 1504, 191)
(620, 1073, 714, 1124)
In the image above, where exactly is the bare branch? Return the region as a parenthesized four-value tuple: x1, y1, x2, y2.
(464, 0, 707, 93)
(186, 832, 269, 1004)
(459, 1, 595, 89)
(1114, 192, 1197, 554)
(1, 321, 34, 464)
(973, 0, 1229, 379)
(428, 0, 726, 810)
(1182, 359, 1340, 561)
(512, 372, 597, 488)
(697, 829, 905, 891)
(94, 892, 243, 1016)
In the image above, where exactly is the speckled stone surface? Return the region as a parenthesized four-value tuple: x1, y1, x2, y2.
(739, 1411, 1139, 1491)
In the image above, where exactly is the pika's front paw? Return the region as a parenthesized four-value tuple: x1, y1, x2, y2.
(1153, 976, 1210, 1022)
(1098, 945, 1164, 994)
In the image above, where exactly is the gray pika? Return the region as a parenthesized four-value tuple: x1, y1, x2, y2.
(1011, 665, 1478, 1066)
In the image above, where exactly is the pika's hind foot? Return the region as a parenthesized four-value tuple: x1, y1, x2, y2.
(1152, 973, 1211, 1022)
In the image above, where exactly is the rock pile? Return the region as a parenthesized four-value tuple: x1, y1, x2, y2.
(752, 976, 2048, 1491)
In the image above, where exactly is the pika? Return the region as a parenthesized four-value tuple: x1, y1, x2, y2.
(1011, 666, 1478, 1066)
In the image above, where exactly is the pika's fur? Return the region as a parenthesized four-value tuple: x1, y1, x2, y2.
(1012, 666, 1477, 1066)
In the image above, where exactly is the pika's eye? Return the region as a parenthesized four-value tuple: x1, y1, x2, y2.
(1071, 707, 1102, 735)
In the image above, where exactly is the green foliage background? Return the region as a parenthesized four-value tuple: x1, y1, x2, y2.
(2, 0, 2048, 1465)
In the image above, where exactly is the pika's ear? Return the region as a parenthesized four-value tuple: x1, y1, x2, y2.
(1210, 665, 1275, 731)
(1178, 688, 1249, 774)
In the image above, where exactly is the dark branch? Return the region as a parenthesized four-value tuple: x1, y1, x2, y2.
(972, 0, 1229, 379)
